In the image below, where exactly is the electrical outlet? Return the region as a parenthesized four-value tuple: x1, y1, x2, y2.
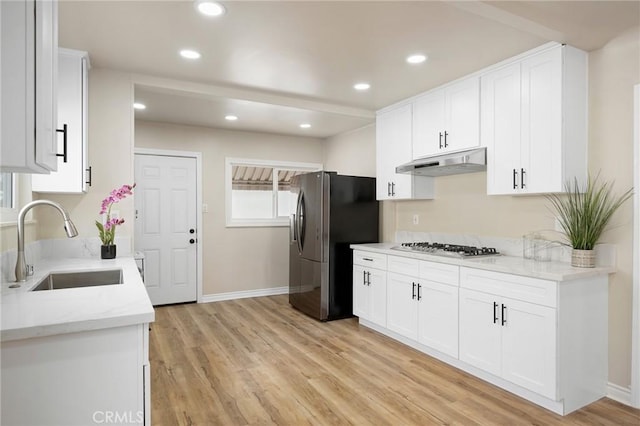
(202, 203, 209, 213)
(412, 214, 419, 225)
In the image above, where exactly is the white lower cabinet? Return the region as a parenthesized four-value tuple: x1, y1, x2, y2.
(352, 248, 609, 415)
(501, 297, 556, 398)
(1, 324, 150, 426)
(385, 256, 459, 358)
(386, 271, 419, 340)
(417, 279, 458, 358)
(353, 251, 387, 327)
(459, 288, 556, 398)
(459, 288, 502, 375)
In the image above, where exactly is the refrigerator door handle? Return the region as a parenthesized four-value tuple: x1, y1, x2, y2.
(290, 213, 297, 243)
(299, 192, 306, 250)
(296, 192, 305, 253)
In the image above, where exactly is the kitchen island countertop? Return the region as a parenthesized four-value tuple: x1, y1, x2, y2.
(351, 243, 615, 281)
(1, 257, 154, 342)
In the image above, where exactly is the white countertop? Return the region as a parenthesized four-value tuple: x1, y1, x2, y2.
(351, 243, 615, 281)
(1, 257, 155, 342)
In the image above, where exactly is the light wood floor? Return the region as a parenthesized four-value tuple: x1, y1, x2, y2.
(150, 295, 640, 425)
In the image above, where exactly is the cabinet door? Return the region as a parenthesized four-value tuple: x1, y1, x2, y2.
(353, 266, 387, 327)
(34, 0, 58, 171)
(375, 105, 414, 200)
(386, 272, 418, 340)
(412, 90, 445, 158)
(368, 267, 388, 327)
(1, 325, 143, 425)
(501, 297, 557, 399)
(417, 281, 458, 358)
(482, 63, 522, 195)
(459, 288, 501, 376)
(521, 48, 562, 194)
(445, 77, 480, 153)
(33, 50, 89, 193)
(1, 0, 58, 173)
(353, 265, 370, 320)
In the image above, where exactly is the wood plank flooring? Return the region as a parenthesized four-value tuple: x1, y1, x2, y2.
(150, 295, 640, 425)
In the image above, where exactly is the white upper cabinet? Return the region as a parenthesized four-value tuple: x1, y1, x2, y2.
(375, 104, 434, 200)
(483, 44, 587, 195)
(412, 76, 480, 158)
(482, 62, 522, 195)
(1, 0, 59, 173)
(33, 49, 91, 193)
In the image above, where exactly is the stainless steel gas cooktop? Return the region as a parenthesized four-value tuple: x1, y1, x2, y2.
(392, 242, 500, 258)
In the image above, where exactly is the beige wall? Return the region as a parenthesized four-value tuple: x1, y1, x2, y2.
(324, 28, 640, 389)
(35, 69, 136, 246)
(588, 27, 639, 388)
(0, 223, 36, 255)
(323, 124, 376, 177)
(135, 121, 324, 295)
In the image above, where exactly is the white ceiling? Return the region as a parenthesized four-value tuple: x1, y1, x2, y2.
(59, 1, 640, 139)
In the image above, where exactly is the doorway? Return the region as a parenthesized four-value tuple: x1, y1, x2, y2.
(134, 149, 202, 305)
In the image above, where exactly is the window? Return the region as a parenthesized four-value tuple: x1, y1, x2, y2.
(0, 172, 22, 224)
(0, 173, 14, 209)
(225, 158, 322, 227)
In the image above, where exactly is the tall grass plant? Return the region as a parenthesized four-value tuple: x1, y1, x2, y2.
(546, 175, 632, 250)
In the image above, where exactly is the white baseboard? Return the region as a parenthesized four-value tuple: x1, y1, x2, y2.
(200, 286, 288, 303)
(607, 382, 632, 406)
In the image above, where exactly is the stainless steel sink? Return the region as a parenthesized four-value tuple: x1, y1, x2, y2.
(31, 269, 123, 291)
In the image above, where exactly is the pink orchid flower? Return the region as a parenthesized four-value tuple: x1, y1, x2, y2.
(96, 183, 136, 246)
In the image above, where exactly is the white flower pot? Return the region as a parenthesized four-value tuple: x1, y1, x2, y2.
(571, 249, 596, 268)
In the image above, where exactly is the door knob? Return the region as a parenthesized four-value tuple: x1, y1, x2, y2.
(189, 239, 196, 244)
(189, 229, 195, 234)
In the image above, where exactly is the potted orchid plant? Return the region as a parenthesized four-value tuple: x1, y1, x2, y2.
(96, 183, 135, 259)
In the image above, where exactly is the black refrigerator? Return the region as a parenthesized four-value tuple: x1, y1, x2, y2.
(289, 171, 378, 321)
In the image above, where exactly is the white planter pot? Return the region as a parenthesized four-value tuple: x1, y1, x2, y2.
(571, 249, 596, 268)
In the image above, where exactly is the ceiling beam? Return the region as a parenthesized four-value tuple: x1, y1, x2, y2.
(450, 1, 566, 44)
(132, 74, 375, 119)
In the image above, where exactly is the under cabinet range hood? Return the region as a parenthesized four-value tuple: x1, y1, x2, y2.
(396, 147, 487, 177)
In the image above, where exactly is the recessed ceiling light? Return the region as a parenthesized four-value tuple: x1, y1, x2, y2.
(299, 123, 311, 129)
(133, 103, 146, 110)
(225, 115, 238, 121)
(195, 1, 226, 16)
(354, 82, 371, 91)
(180, 49, 201, 60)
(407, 54, 427, 64)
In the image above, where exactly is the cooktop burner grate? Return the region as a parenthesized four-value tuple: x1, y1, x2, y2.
(394, 242, 500, 258)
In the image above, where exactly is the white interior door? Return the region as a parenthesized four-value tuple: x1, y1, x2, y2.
(134, 154, 197, 305)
